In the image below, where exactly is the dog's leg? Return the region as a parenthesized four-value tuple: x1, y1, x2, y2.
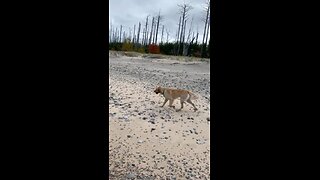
(169, 99, 175, 109)
(187, 99, 198, 111)
(161, 99, 168, 107)
(176, 99, 185, 112)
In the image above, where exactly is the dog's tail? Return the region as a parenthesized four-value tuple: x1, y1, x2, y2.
(188, 92, 198, 100)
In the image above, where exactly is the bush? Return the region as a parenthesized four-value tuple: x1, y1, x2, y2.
(159, 43, 175, 55)
(109, 42, 122, 51)
(121, 39, 134, 51)
(136, 47, 146, 53)
(193, 50, 201, 58)
(148, 44, 160, 54)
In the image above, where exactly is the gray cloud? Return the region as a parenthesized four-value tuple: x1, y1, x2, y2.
(109, 0, 210, 43)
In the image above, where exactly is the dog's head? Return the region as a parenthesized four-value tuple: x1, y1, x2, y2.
(154, 86, 162, 94)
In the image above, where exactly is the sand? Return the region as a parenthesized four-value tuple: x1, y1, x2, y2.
(109, 51, 211, 180)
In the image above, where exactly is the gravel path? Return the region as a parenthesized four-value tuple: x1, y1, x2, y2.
(109, 52, 211, 180)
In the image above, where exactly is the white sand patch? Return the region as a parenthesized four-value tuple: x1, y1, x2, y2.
(109, 52, 210, 179)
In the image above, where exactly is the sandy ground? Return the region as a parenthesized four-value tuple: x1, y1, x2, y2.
(109, 51, 211, 180)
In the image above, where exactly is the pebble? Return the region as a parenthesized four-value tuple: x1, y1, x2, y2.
(148, 119, 155, 124)
(126, 173, 136, 179)
(196, 139, 206, 144)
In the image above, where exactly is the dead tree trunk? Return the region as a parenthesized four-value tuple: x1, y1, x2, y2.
(152, 18, 156, 44)
(115, 27, 118, 42)
(149, 17, 154, 45)
(176, 16, 181, 55)
(182, 20, 187, 56)
(142, 28, 146, 46)
(109, 22, 112, 42)
(201, 0, 210, 57)
(133, 24, 136, 45)
(178, 16, 184, 55)
(187, 37, 195, 56)
(161, 25, 164, 44)
(166, 29, 169, 44)
(155, 11, 161, 45)
(195, 27, 199, 45)
(137, 22, 141, 46)
(111, 26, 114, 42)
(119, 25, 123, 43)
(178, 3, 192, 55)
(184, 20, 187, 41)
(204, 17, 210, 56)
(184, 17, 194, 56)
(129, 27, 132, 43)
(144, 16, 149, 46)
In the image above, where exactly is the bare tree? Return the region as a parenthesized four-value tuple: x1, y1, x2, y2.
(177, 2, 193, 55)
(161, 24, 164, 44)
(149, 16, 155, 45)
(152, 17, 156, 44)
(204, 16, 210, 52)
(109, 21, 112, 42)
(129, 27, 132, 42)
(141, 27, 145, 45)
(119, 25, 123, 43)
(142, 28, 146, 45)
(112, 25, 116, 43)
(123, 30, 126, 43)
(182, 19, 187, 55)
(186, 17, 194, 43)
(137, 22, 141, 45)
(175, 16, 181, 55)
(201, 0, 210, 57)
(166, 28, 170, 43)
(143, 15, 149, 46)
(133, 24, 136, 44)
(195, 26, 199, 45)
(155, 11, 162, 44)
(184, 17, 194, 56)
(182, 19, 187, 44)
(111, 26, 114, 42)
(115, 27, 118, 42)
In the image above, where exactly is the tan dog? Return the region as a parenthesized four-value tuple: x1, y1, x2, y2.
(154, 86, 198, 112)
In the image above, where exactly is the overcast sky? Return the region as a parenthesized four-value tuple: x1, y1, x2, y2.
(109, 0, 210, 44)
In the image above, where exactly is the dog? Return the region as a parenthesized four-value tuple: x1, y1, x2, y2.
(154, 86, 198, 112)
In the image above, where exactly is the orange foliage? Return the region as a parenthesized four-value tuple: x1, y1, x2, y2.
(148, 44, 160, 54)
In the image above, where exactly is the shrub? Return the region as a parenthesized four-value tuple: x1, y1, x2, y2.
(121, 39, 134, 51)
(136, 47, 146, 53)
(148, 44, 160, 54)
(109, 42, 122, 51)
(159, 43, 175, 55)
(193, 50, 201, 58)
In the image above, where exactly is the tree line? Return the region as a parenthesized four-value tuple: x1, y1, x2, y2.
(109, 0, 210, 58)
